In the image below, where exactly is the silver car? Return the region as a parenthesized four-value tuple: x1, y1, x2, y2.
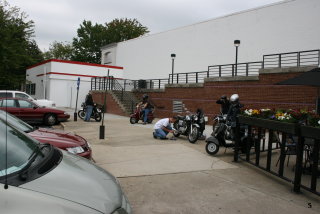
(0, 117, 131, 214)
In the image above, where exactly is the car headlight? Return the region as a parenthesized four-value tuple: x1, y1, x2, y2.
(64, 112, 69, 115)
(66, 146, 84, 154)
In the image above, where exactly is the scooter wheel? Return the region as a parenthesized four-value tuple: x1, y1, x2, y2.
(130, 117, 137, 124)
(206, 142, 219, 155)
(94, 113, 102, 122)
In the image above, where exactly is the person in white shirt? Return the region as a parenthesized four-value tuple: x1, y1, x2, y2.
(153, 117, 177, 139)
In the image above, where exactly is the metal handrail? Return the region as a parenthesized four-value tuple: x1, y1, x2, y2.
(263, 49, 320, 68)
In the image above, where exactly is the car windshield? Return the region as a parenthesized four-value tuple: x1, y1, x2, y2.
(0, 110, 33, 132)
(0, 119, 40, 177)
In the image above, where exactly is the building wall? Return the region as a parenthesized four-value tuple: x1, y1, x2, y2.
(101, 0, 320, 80)
(93, 67, 318, 122)
(26, 60, 124, 107)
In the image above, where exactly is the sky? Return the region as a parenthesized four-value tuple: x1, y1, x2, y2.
(8, 0, 283, 51)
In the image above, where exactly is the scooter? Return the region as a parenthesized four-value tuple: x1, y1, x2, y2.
(173, 111, 201, 143)
(130, 106, 154, 124)
(205, 114, 250, 155)
(78, 103, 102, 122)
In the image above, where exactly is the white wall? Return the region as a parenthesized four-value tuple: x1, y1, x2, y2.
(102, 0, 320, 80)
(26, 60, 124, 107)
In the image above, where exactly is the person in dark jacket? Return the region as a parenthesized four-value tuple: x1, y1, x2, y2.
(84, 92, 94, 121)
(216, 95, 231, 115)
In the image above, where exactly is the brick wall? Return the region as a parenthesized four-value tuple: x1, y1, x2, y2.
(92, 68, 318, 121)
(92, 91, 127, 116)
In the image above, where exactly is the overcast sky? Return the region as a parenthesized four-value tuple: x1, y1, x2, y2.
(9, 0, 283, 51)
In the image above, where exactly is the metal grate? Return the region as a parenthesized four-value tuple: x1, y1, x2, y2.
(173, 100, 184, 113)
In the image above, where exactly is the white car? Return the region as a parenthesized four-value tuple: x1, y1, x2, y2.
(0, 90, 56, 108)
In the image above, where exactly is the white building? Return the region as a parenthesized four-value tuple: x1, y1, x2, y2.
(26, 59, 123, 108)
(101, 0, 320, 80)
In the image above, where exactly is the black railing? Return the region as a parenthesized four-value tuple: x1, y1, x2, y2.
(208, 61, 262, 78)
(132, 79, 169, 89)
(234, 117, 320, 196)
(263, 49, 320, 68)
(91, 76, 114, 91)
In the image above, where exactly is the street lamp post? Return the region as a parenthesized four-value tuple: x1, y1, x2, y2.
(234, 40, 240, 77)
(171, 53, 176, 84)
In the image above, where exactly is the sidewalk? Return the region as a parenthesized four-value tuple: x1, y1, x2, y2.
(60, 112, 320, 214)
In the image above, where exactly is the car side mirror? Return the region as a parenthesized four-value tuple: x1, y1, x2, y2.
(33, 106, 38, 110)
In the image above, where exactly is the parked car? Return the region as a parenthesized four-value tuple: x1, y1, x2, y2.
(0, 97, 69, 126)
(0, 110, 91, 159)
(0, 90, 56, 108)
(0, 117, 131, 214)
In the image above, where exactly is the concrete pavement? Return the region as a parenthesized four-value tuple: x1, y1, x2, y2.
(59, 112, 320, 214)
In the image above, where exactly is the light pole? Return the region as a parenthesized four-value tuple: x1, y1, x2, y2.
(234, 40, 240, 77)
(171, 53, 176, 84)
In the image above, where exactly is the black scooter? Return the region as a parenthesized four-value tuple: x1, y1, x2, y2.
(205, 114, 250, 155)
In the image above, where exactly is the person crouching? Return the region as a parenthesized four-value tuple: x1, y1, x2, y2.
(153, 117, 177, 139)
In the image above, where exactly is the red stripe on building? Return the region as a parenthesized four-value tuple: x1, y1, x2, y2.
(28, 59, 123, 70)
(37, 72, 123, 79)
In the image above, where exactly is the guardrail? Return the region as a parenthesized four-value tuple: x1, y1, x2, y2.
(263, 49, 320, 68)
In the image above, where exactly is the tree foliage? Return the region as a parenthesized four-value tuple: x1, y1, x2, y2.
(71, 20, 108, 64)
(43, 41, 74, 60)
(105, 18, 149, 43)
(0, 0, 43, 89)
(71, 18, 149, 64)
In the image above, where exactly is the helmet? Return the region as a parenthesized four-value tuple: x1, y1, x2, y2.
(143, 94, 148, 99)
(230, 94, 239, 102)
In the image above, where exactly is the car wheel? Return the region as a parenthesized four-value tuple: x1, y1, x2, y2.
(78, 110, 86, 120)
(45, 114, 57, 126)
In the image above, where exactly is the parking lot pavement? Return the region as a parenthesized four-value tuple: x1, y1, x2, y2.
(60, 112, 320, 214)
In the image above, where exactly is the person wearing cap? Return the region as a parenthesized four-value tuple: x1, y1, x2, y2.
(153, 117, 177, 139)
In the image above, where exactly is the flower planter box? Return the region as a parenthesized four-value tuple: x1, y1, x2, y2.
(238, 115, 299, 134)
(300, 126, 320, 140)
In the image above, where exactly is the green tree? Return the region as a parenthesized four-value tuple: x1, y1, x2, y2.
(106, 18, 149, 43)
(71, 18, 149, 64)
(0, 0, 43, 89)
(71, 20, 108, 64)
(43, 41, 74, 60)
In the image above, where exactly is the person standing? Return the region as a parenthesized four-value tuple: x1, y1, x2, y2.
(216, 95, 231, 115)
(153, 117, 177, 139)
(84, 92, 94, 122)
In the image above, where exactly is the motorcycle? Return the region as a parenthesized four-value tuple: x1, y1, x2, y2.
(205, 114, 251, 155)
(78, 102, 102, 122)
(130, 106, 154, 124)
(173, 111, 201, 143)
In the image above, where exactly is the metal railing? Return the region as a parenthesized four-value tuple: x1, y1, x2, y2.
(132, 79, 169, 89)
(234, 117, 320, 196)
(91, 77, 137, 113)
(263, 49, 320, 68)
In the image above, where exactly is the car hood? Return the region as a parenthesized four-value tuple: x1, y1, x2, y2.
(21, 151, 122, 213)
(28, 128, 86, 148)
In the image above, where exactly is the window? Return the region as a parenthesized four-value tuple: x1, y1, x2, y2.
(16, 93, 30, 99)
(26, 83, 36, 95)
(0, 92, 13, 98)
(104, 52, 112, 64)
(18, 100, 33, 108)
(0, 99, 16, 107)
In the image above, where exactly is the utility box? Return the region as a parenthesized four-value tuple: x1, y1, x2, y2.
(138, 79, 147, 89)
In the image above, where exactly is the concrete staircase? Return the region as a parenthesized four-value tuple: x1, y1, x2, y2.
(109, 90, 139, 115)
